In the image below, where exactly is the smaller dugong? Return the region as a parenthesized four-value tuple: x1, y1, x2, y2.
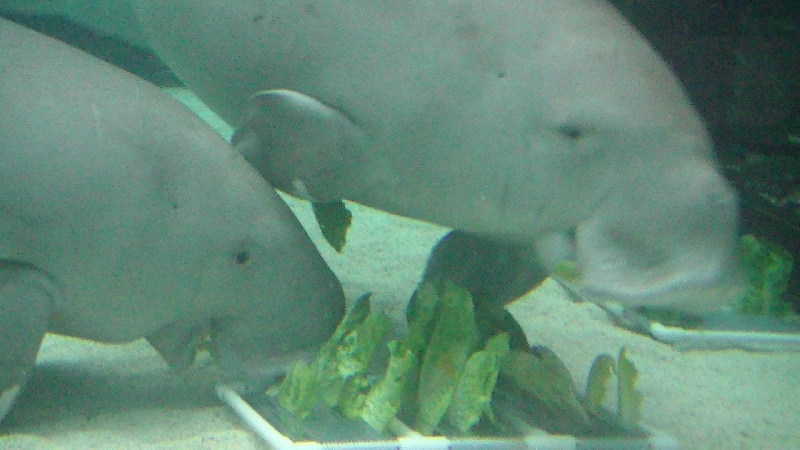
(0, 18, 345, 423)
(133, 0, 743, 311)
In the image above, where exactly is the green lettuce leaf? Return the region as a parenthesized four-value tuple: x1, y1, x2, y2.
(361, 341, 418, 431)
(335, 312, 393, 378)
(446, 332, 510, 432)
(414, 280, 479, 434)
(617, 348, 643, 429)
(315, 294, 374, 406)
(584, 353, 615, 415)
(316, 311, 391, 406)
(271, 361, 320, 420)
(402, 282, 441, 357)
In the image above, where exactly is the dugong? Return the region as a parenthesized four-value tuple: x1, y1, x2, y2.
(132, 1, 744, 311)
(0, 18, 345, 423)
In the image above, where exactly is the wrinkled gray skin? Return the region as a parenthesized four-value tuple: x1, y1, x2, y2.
(0, 18, 345, 424)
(132, 0, 744, 311)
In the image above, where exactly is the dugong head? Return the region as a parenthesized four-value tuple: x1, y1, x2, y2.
(192, 205, 348, 377)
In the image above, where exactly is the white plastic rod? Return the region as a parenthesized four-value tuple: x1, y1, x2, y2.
(649, 323, 800, 351)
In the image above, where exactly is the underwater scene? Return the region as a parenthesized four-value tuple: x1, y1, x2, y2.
(0, 1, 798, 449)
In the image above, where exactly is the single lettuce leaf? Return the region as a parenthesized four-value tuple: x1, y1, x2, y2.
(737, 234, 795, 317)
(335, 312, 393, 378)
(500, 347, 589, 425)
(361, 341, 418, 432)
(398, 281, 442, 422)
(312, 201, 352, 253)
(317, 310, 390, 405)
(584, 353, 615, 415)
(272, 361, 320, 420)
(403, 282, 441, 357)
(617, 348, 643, 429)
(414, 280, 479, 434)
(315, 294, 374, 406)
(446, 332, 510, 432)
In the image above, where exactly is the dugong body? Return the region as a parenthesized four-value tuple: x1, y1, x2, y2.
(132, 1, 743, 311)
(0, 18, 345, 423)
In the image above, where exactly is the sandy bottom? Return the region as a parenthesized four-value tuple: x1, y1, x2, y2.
(1, 200, 798, 449)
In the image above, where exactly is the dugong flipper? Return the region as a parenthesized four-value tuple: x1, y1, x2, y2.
(132, 1, 743, 311)
(0, 264, 58, 421)
(0, 18, 345, 423)
(420, 231, 548, 307)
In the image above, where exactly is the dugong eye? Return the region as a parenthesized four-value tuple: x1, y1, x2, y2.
(234, 251, 251, 265)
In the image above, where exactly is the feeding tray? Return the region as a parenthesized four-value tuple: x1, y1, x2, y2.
(602, 303, 800, 352)
(215, 283, 679, 449)
(217, 383, 678, 450)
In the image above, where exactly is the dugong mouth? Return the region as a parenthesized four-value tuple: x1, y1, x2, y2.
(552, 258, 746, 314)
(551, 154, 746, 315)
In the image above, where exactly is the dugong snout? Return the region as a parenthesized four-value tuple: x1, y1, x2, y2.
(568, 157, 744, 312)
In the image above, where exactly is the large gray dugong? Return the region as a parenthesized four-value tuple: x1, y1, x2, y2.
(132, 1, 744, 312)
(0, 18, 345, 423)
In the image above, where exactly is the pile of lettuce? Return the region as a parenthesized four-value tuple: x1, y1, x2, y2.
(269, 279, 642, 436)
